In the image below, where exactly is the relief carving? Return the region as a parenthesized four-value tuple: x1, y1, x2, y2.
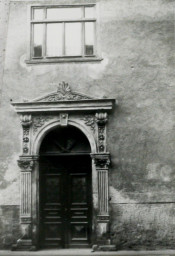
(33, 116, 52, 134)
(33, 82, 93, 102)
(95, 113, 108, 152)
(91, 154, 110, 168)
(81, 115, 96, 131)
(20, 116, 32, 155)
(18, 160, 35, 171)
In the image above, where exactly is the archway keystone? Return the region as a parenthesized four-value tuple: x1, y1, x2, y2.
(11, 82, 115, 251)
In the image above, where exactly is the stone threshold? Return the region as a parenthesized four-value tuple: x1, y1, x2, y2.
(1, 249, 175, 256)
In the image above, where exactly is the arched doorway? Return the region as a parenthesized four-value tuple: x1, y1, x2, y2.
(39, 126, 92, 248)
(12, 84, 115, 251)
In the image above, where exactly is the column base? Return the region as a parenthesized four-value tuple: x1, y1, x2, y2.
(11, 239, 37, 251)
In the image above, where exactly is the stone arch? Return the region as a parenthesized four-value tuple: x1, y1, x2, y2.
(32, 119, 97, 155)
(11, 83, 114, 250)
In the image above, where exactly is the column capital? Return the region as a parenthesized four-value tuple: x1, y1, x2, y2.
(18, 155, 39, 172)
(91, 153, 110, 168)
(95, 112, 108, 126)
(20, 115, 32, 127)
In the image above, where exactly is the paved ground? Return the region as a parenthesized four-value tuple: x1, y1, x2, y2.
(1, 249, 175, 256)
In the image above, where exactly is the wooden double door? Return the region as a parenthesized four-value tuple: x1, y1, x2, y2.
(39, 155, 92, 248)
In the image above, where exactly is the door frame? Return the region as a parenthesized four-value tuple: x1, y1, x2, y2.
(11, 83, 115, 250)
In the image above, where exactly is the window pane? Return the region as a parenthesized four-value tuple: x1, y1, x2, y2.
(33, 8, 44, 20)
(65, 23, 82, 56)
(47, 7, 82, 20)
(33, 24, 43, 57)
(85, 22, 94, 55)
(85, 7, 95, 18)
(46, 24, 63, 56)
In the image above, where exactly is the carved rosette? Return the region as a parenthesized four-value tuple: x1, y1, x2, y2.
(95, 113, 108, 152)
(20, 115, 32, 155)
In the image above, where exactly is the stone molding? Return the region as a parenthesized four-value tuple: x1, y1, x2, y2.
(91, 153, 110, 169)
(18, 156, 38, 172)
(97, 215, 110, 223)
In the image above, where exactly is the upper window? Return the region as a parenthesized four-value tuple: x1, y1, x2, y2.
(28, 5, 100, 62)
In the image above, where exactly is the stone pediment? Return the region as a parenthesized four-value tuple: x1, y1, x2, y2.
(30, 82, 94, 102)
(11, 82, 115, 113)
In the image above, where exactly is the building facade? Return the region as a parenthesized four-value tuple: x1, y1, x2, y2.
(0, 0, 175, 251)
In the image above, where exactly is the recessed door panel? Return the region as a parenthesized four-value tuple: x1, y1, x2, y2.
(39, 156, 92, 248)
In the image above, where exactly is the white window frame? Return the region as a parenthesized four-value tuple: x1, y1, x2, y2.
(26, 4, 102, 64)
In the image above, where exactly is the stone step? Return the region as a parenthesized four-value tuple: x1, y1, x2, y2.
(1, 249, 175, 256)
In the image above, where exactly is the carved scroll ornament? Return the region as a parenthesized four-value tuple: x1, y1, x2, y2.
(18, 159, 35, 171)
(91, 154, 110, 169)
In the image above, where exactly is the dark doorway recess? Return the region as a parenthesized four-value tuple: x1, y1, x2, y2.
(39, 126, 92, 248)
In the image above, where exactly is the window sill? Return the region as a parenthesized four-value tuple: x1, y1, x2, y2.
(25, 57, 103, 64)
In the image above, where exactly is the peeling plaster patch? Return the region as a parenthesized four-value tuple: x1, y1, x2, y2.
(109, 186, 136, 204)
(0, 155, 20, 205)
(19, 54, 31, 72)
(87, 56, 109, 80)
(147, 163, 173, 182)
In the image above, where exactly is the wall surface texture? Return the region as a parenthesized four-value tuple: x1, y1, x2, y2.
(0, 0, 175, 249)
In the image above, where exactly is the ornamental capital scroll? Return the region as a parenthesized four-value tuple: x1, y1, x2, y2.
(91, 153, 110, 169)
(18, 156, 38, 171)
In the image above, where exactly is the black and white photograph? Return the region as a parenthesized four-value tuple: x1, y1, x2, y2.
(0, 0, 174, 255)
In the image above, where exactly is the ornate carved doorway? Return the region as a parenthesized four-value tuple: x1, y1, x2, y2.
(39, 126, 92, 248)
(11, 82, 115, 251)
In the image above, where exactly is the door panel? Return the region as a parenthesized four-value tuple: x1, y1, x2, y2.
(39, 156, 92, 248)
